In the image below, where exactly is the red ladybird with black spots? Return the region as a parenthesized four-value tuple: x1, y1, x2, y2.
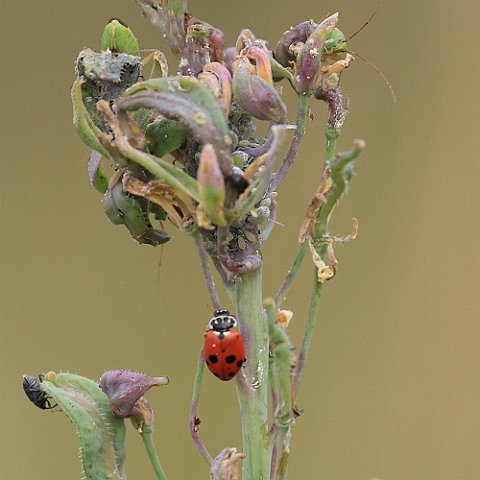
(204, 309, 246, 381)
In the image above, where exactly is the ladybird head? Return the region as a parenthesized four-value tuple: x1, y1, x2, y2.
(209, 309, 237, 332)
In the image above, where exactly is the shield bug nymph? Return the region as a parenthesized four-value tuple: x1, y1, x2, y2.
(22, 374, 56, 410)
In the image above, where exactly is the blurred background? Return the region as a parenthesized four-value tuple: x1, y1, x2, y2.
(1, 1, 479, 479)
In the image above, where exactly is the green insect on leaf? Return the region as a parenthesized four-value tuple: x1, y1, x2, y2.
(101, 18, 140, 54)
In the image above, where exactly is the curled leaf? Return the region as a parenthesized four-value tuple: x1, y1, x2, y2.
(197, 143, 227, 227)
(276, 309, 293, 328)
(108, 181, 171, 246)
(121, 76, 232, 175)
(88, 150, 108, 194)
(122, 172, 196, 230)
(210, 448, 245, 480)
(71, 78, 112, 160)
(146, 117, 189, 157)
(38, 372, 127, 480)
(308, 238, 335, 282)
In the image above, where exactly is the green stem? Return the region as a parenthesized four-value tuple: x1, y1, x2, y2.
(294, 266, 324, 393)
(232, 269, 270, 480)
(265, 299, 294, 480)
(315, 140, 365, 238)
(272, 102, 338, 312)
(325, 125, 340, 163)
(140, 426, 167, 480)
(268, 94, 310, 193)
(274, 242, 308, 309)
(295, 141, 365, 393)
(268, 352, 279, 480)
(189, 348, 213, 464)
(193, 231, 221, 310)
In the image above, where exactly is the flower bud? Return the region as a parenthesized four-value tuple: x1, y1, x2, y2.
(274, 20, 317, 67)
(223, 47, 237, 73)
(181, 18, 225, 75)
(245, 46, 273, 84)
(232, 53, 287, 123)
(99, 370, 170, 418)
(235, 29, 256, 53)
(295, 13, 339, 94)
(198, 62, 232, 117)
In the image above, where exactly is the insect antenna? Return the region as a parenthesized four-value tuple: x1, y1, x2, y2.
(346, 49, 397, 103)
(346, 8, 379, 42)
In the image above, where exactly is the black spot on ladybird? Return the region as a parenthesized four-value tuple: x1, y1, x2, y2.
(237, 359, 244, 367)
(225, 355, 236, 364)
(208, 355, 218, 364)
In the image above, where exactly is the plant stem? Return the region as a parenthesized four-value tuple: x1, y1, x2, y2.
(314, 140, 365, 238)
(268, 354, 279, 480)
(274, 242, 308, 309)
(325, 126, 340, 163)
(189, 348, 213, 465)
(294, 266, 324, 393)
(267, 94, 310, 194)
(231, 269, 270, 480)
(140, 426, 168, 480)
(265, 299, 294, 480)
(295, 141, 365, 393)
(193, 231, 221, 310)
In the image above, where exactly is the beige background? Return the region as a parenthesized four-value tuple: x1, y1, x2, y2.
(1, 1, 479, 479)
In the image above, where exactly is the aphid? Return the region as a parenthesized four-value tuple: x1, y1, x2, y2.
(22, 374, 56, 410)
(204, 309, 246, 381)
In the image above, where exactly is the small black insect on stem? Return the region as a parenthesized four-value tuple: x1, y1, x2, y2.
(22, 374, 56, 410)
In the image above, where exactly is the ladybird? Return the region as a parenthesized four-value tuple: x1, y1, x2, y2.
(204, 309, 246, 381)
(22, 374, 56, 410)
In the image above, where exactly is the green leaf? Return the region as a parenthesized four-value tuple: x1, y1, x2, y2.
(40, 372, 126, 480)
(71, 79, 112, 161)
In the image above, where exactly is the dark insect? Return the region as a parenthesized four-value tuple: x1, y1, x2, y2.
(22, 374, 56, 410)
